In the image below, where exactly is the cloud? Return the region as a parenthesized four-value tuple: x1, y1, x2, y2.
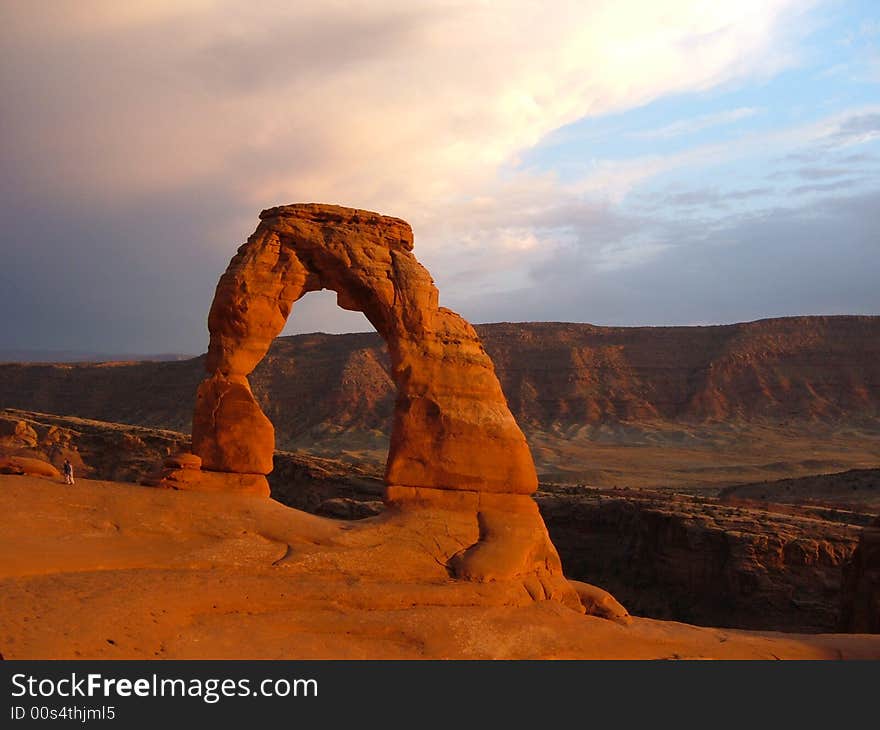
(454, 188, 880, 327)
(1, 0, 805, 213)
(791, 178, 866, 195)
(631, 107, 759, 140)
(825, 112, 880, 147)
(4, 0, 864, 353)
(652, 186, 773, 208)
(794, 166, 857, 179)
(422, 97, 880, 325)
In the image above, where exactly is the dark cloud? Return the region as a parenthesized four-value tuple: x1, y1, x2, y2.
(826, 112, 880, 146)
(791, 178, 865, 195)
(0, 185, 241, 353)
(638, 186, 772, 210)
(453, 189, 880, 327)
(794, 166, 857, 180)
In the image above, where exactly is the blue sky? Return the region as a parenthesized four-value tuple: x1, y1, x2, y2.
(0, 0, 877, 353)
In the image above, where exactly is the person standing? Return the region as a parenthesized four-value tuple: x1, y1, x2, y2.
(62, 458, 75, 485)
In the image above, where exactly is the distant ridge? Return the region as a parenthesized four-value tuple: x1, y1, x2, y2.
(0, 350, 194, 364)
(0, 316, 878, 444)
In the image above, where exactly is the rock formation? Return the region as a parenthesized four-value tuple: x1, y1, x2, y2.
(839, 517, 880, 633)
(0, 455, 60, 478)
(6, 473, 880, 659)
(1, 409, 189, 483)
(174, 204, 575, 601)
(192, 205, 535, 494)
(539, 486, 860, 632)
(569, 580, 631, 625)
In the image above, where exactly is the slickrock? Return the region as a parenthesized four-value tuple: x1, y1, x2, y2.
(4, 476, 880, 659)
(2, 409, 875, 633)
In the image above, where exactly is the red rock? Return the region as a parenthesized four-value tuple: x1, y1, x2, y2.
(0, 419, 38, 449)
(569, 580, 631, 625)
(162, 452, 202, 470)
(192, 374, 274, 474)
(0, 455, 60, 479)
(190, 203, 573, 602)
(195, 203, 536, 496)
(143, 465, 268, 496)
(839, 517, 880, 633)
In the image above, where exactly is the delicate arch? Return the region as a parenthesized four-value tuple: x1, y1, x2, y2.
(191, 204, 538, 502)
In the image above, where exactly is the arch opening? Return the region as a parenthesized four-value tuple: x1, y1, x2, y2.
(252, 288, 393, 468)
(278, 288, 375, 339)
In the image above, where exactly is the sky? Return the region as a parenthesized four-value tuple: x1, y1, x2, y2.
(1, 0, 878, 355)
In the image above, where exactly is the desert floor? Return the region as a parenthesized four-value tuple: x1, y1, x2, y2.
(1, 475, 878, 660)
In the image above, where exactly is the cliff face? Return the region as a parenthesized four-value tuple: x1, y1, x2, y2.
(1, 317, 878, 449)
(537, 488, 861, 633)
(839, 517, 880, 632)
(0, 360, 202, 432)
(483, 316, 880, 426)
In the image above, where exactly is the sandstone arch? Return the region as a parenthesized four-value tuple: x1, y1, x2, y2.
(185, 203, 576, 600)
(193, 203, 538, 498)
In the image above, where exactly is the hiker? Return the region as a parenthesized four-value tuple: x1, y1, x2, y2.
(63, 459, 75, 485)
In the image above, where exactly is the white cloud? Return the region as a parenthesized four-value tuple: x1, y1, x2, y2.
(1, 0, 806, 219)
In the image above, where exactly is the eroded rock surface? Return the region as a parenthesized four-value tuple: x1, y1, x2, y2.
(0, 410, 187, 482)
(539, 487, 861, 632)
(4, 409, 874, 632)
(839, 517, 880, 633)
(5, 475, 880, 659)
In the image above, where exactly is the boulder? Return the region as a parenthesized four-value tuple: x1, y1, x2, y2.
(0, 455, 61, 479)
(162, 452, 202, 471)
(569, 580, 631, 625)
